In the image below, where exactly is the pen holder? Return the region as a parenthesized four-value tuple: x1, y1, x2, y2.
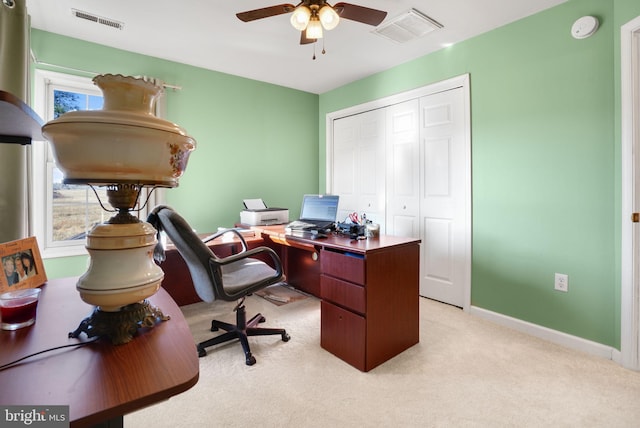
(365, 223, 380, 238)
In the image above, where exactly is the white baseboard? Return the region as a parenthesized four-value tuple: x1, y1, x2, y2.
(468, 305, 616, 361)
(612, 348, 623, 365)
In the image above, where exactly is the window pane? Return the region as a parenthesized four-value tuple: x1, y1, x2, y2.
(52, 170, 109, 241)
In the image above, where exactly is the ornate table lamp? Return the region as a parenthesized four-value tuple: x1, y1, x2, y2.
(42, 74, 196, 344)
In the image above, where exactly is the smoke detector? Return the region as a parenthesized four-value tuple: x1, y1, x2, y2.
(571, 16, 599, 39)
(374, 8, 442, 43)
(71, 9, 124, 30)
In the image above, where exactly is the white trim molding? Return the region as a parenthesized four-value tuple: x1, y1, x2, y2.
(621, 15, 640, 371)
(469, 306, 616, 361)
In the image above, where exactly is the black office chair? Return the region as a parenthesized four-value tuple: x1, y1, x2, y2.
(147, 205, 290, 365)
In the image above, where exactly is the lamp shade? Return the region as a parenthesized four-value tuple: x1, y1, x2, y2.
(318, 5, 339, 30)
(42, 74, 196, 187)
(306, 17, 323, 39)
(290, 6, 311, 31)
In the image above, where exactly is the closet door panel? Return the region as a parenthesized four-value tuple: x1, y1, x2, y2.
(333, 115, 359, 220)
(424, 137, 452, 198)
(358, 110, 386, 218)
(386, 99, 420, 237)
(423, 218, 453, 283)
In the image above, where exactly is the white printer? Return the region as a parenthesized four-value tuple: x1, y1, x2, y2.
(239, 199, 289, 226)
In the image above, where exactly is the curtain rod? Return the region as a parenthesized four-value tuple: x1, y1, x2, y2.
(29, 50, 182, 91)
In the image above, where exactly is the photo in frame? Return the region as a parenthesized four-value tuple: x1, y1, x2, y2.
(0, 237, 47, 293)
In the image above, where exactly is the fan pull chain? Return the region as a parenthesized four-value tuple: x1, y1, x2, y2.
(311, 40, 327, 60)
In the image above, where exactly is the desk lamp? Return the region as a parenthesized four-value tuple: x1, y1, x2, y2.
(42, 74, 196, 344)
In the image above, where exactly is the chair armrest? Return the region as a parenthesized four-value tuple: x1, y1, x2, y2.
(201, 229, 248, 252)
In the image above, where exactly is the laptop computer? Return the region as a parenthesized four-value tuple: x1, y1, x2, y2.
(287, 194, 340, 232)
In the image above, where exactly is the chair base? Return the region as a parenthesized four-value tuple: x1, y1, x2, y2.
(196, 303, 290, 365)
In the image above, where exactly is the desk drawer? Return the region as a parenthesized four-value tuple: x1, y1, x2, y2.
(321, 249, 365, 285)
(321, 301, 365, 371)
(320, 275, 365, 314)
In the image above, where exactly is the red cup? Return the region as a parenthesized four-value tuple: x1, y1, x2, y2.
(0, 288, 42, 330)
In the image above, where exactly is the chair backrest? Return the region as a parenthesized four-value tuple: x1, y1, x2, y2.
(148, 205, 218, 303)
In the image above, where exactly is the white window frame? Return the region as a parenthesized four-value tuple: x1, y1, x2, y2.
(32, 70, 104, 258)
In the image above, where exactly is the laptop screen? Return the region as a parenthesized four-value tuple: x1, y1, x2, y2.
(300, 194, 339, 222)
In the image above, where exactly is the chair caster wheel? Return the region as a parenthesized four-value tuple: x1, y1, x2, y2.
(282, 333, 290, 342)
(197, 347, 207, 358)
(245, 354, 256, 366)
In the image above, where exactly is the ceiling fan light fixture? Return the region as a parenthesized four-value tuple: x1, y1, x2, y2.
(306, 17, 323, 39)
(318, 5, 339, 30)
(290, 5, 311, 31)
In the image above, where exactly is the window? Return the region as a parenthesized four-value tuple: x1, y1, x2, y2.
(33, 70, 110, 257)
(32, 70, 157, 258)
(33, 70, 166, 258)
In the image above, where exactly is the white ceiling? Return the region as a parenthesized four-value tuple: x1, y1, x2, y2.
(26, 0, 567, 94)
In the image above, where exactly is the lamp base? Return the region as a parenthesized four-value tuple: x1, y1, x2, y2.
(69, 300, 170, 345)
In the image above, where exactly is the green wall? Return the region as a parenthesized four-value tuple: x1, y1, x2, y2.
(31, 0, 640, 349)
(320, 0, 640, 349)
(30, 30, 319, 278)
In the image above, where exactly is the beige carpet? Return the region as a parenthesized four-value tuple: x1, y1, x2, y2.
(125, 296, 640, 427)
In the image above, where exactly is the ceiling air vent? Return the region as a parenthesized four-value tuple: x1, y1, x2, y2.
(373, 9, 442, 43)
(71, 9, 124, 30)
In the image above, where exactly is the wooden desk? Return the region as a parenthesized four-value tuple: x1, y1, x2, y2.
(158, 226, 420, 372)
(0, 277, 199, 428)
(256, 226, 421, 371)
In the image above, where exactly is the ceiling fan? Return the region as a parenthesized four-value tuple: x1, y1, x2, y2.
(236, 1, 387, 45)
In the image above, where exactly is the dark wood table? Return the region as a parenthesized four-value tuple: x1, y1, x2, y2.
(0, 89, 43, 144)
(0, 277, 199, 427)
(254, 226, 421, 371)
(160, 225, 421, 372)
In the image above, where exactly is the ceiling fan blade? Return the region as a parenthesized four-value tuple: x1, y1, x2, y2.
(300, 31, 317, 45)
(333, 3, 387, 26)
(236, 4, 296, 22)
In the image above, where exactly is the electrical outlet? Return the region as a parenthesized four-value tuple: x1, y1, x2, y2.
(554, 273, 569, 292)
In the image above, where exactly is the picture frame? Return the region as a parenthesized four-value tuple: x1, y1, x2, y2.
(0, 236, 47, 293)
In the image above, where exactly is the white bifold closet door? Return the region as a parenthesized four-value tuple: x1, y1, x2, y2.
(417, 88, 467, 306)
(385, 88, 467, 306)
(331, 82, 469, 308)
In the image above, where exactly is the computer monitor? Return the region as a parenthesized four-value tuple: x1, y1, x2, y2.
(299, 194, 339, 223)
